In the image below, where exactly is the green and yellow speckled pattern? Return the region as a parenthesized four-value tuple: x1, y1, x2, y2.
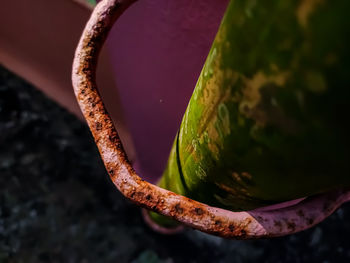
(87, 0, 96, 6)
(159, 0, 350, 211)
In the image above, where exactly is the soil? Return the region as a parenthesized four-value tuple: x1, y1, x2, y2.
(1, 64, 350, 262)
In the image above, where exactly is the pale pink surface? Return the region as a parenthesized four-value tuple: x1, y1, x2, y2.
(73, 0, 350, 237)
(105, 0, 229, 181)
(102, 1, 306, 211)
(101, 1, 312, 212)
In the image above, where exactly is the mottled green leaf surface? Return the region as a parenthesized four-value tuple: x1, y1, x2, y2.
(87, 0, 96, 6)
(160, 0, 350, 211)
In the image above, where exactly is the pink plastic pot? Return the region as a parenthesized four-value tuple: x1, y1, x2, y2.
(72, 0, 350, 238)
(103, 0, 229, 182)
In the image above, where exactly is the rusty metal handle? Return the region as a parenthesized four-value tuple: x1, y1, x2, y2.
(72, 0, 350, 239)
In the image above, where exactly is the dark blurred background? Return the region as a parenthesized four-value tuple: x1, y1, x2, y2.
(1, 0, 350, 262)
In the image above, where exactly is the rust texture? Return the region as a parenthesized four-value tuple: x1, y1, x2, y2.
(72, 0, 350, 239)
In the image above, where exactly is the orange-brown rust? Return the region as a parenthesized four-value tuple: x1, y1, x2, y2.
(72, 0, 350, 239)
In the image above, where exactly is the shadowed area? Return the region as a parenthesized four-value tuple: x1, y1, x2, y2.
(1, 65, 350, 262)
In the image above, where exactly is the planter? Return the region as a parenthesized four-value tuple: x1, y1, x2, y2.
(72, 0, 350, 238)
(0, 0, 135, 160)
(102, 0, 229, 182)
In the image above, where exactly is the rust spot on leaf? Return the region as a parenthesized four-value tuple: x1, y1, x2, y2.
(95, 122, 102, 131)
(287, 221, 296, 231)
(229, 224, 235, 232)
(194, 207, 204, 215)
(307, 218, 314, 225)
(297, 210, 305, 217)
(175, 204, 184, 214)
(215, 220, 222, 226)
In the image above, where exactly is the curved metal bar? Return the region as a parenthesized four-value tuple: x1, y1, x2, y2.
(72, 0, 350, 239)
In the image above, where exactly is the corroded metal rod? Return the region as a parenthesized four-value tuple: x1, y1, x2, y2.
(72, 0, 350, 239)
